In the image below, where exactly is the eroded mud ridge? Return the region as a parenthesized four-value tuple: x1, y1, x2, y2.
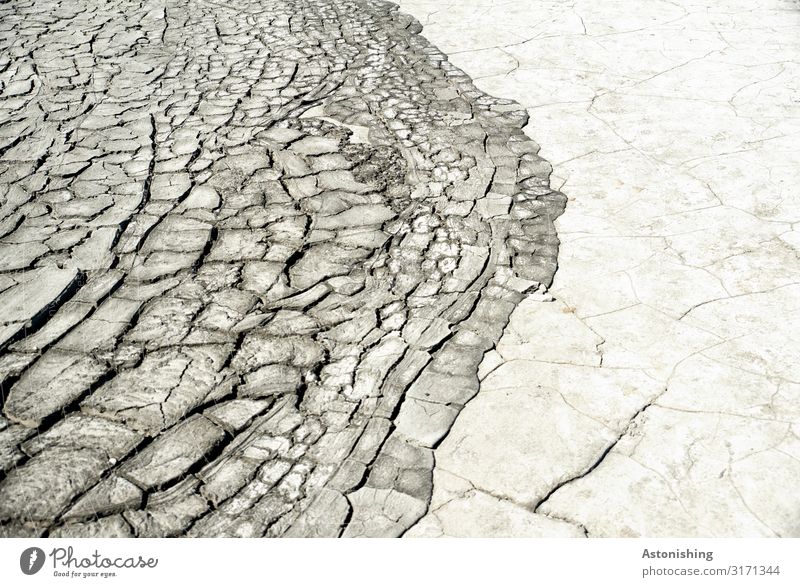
(0, 0, 565, 537)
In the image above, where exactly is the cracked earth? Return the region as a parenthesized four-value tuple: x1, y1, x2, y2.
(0, 0, 797, 539)
(0, 0, 565, 537)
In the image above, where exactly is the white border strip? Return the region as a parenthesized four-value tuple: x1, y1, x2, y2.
(2, 538, 799, 586)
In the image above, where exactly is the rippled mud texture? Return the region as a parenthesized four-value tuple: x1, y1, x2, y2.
(0, 0, 565, 537)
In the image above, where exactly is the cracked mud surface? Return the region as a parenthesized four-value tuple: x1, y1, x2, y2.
(0, 0, 566, 537)
(400, 0, 800, 537)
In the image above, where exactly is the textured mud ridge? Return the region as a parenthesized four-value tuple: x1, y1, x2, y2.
(0, 0, 565, 537)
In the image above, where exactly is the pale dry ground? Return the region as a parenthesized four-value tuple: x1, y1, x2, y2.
(398, 0, 800, 537)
